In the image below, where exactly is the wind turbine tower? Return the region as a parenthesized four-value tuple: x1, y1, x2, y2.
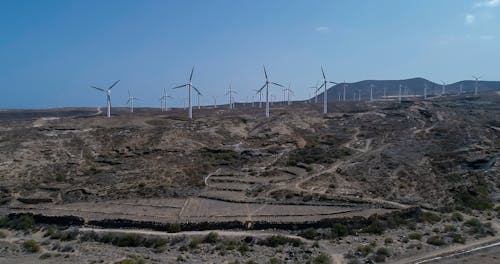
(257, 66, 284, 118)
(343, 82, 348, 101)
(309, 82, 319, 103)
(317, 66, 338, 114)
(399, 84, 402, 103)
(212, 96, 218, 109)
(226, 84, 237, 109)
(173, 67, 200, 119)
(283, 83, 293, 105)
(254, 89, 263, 108)
(441, 81, 446, 95)
(424, 82, 427, 99)
(90, 80, 119, 118)
(472, 76, 481, 96)
(160, 88, 174, 111)
(195, 89, 202, 109)
(370, 84, 374, 102)
(126, 89, 139, 113)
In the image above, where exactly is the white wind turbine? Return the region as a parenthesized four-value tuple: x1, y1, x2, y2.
(317, 66, 338, 114)
(257, 66, 284, 118)
(160, 88, 174, 111)
(126, 89, 139, 113)
(253, 89, 263, 108)
(472, 75, 481, 96)
(90, 80, 119, 118)
(399, 84, 402, 103)
(173, 67, 200, 119)
(212, 95, 218, 109)
(195, 89, 202, 109)
(283, 83, 293, 105)
(343, 82, 348, 101)
(309, 82, 319, 103)
(441, 81, 446, 95)
(370, 84, 375, 101)
(424, 82, 428, 99)
(226, 84, 237, 109)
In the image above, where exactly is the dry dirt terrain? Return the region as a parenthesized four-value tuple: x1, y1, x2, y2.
(0, 92, 499, 263)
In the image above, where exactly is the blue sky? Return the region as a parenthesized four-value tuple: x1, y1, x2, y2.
(1, 0, 499, 108)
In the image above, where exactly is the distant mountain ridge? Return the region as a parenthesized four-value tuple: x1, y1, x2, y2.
(314, 78, 500, 101)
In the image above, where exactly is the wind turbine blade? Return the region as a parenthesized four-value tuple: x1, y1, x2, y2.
(257, 83, 266, 93)
(193, 86, 202, 95)
(173, 84, 188, 89)
(168, 96, 174, 99)
(271, 82, 284, 87)
(329, 81, 338, 84)
(189, 66, 194, 82)
(319, 83, 325, 89)
(263, 65, 268, 80)
(91, 86, 105, 92)
(109, 80, 120, 90)
(128, 90, 131, 97)
(321, 66, 326, 80)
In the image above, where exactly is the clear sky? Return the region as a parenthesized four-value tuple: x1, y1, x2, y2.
(1, 0, 498, 108)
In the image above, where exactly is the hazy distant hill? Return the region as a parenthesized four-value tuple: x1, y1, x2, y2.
(313, 78, 500, 101)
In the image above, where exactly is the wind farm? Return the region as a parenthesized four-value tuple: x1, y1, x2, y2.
(2, 1, 500, 264)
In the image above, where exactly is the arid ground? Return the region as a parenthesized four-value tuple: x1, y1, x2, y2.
(1, 92, 499, 263)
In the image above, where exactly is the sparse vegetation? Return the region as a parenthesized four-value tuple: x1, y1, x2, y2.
(451, 233, 466, 244)
(312, 253, 331, 264)
(299, 228, 317, 239)
(362, 220, 385, 235)
(0, 214, 35, 231)
(114, 258, 146, 264)
(417, 211, 441, 224)
(454, 184, 494, 210)
(450, 212, 464, 222)
(287, 142, 352, 165)
(356, 244, 374, 257)
(463, 218, 496, 236)
(443, 224, 457, 232)
(189, 238, 200, 249)
(331, 223, 349, 238)
(268, 257, 280, 264)
(408, 232, 423, 240)
(258, 235, 303, 248)
(203, 232, 220, 244)
(23, 239, 41, 252)
(374, 247, 391, 262)
(426, 236, 446, 246)
(202, 148, 242, 166)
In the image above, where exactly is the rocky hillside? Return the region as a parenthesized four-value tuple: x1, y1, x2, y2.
(0, 92, 499, 212)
